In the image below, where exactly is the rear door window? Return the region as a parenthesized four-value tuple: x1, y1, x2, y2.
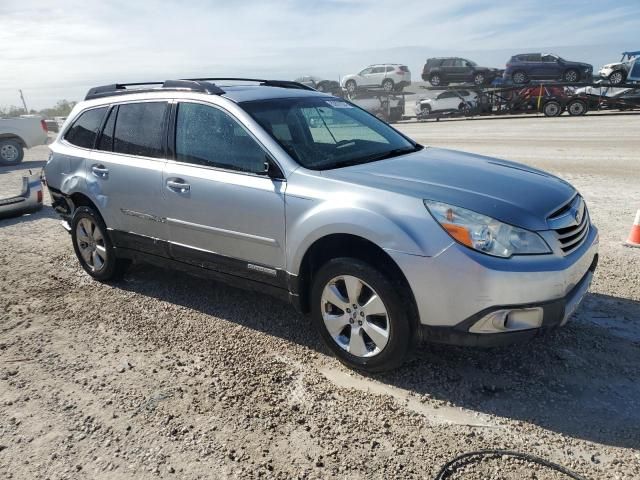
(112, 102, 168, 158)
(65, 107, 107, 149)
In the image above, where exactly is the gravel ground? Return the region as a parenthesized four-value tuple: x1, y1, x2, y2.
(1, 115, 639, 480)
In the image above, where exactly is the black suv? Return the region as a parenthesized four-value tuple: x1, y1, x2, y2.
(421, 57, 499, 86)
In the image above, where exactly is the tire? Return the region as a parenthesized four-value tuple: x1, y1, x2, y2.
(71, 206, 129, 281)
(563, 69, 580, 83)
(311, 257, 414, 372)
(543, 100, 562, 117)
(567, 99, 587, 116)
(345, 80, 357, 94)
(473, 72, 486, 86)
(0, 139, 24, 166)
(608, 70, 625, 85)
(458, 103, 472, 116)
(382, 79, 394, 92)
(429, 73, 442, 87)
(512, 71, 528, 84)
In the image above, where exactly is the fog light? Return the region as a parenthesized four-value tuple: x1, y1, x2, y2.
(469, 307, 543, 334)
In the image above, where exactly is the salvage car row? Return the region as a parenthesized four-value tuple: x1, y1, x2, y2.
(303, 50, 640, 96)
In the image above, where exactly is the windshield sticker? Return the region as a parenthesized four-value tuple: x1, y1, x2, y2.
(325, 100, 353, 109)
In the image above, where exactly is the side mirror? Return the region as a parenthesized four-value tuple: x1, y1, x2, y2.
(263, 157, 284, 180)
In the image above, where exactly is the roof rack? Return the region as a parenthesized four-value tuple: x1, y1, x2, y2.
(85, 77, 316, 101)
(184, 77, 316, 91)
(84, 80, 225, 100)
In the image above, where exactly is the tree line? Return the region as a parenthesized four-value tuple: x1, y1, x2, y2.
(0, 99, 77, 118)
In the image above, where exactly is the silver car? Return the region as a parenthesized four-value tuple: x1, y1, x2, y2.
(44, 78, 599, 372)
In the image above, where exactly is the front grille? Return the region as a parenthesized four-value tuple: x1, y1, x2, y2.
(548, 196, 590, 255)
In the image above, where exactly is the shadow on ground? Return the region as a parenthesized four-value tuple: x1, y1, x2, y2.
(115, 263, 640, 449)
(0, 205, 58, 227)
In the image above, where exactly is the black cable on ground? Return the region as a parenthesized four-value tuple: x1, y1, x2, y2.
(433, 449, 591, 480)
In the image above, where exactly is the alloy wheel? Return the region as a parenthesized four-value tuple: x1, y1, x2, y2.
(75, 217, 107, 272)
(513, 72, 526, 84)
(321, 275, 390, 358)
(609, 71, 623, 85)
(564, 70, 578, 82)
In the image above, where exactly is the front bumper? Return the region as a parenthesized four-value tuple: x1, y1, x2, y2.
(387, 225, 599, 346)
(422, 255, 597, 346)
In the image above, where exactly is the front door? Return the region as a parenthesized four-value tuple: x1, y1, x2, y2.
(163, 101, 287, 286)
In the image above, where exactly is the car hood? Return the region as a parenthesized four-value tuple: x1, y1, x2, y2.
(323, 148, 576, 231)
(601, 62, 622, 69)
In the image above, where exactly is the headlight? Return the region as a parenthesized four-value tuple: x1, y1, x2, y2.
(424, 200, 551, 258)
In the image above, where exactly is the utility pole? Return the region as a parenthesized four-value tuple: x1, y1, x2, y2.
(19, 90, 28, 113)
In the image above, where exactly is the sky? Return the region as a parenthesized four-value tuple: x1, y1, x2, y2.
(1, 0, 639, 110)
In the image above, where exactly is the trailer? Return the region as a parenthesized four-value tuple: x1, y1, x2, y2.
(414, 80, 640, 121)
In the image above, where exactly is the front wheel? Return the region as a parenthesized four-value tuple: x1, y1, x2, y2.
(71, 206, 128, 281)
(563, 69, 580, 83)
(311, 258, 414, 372)
(473, 72, 486, 85)
(345, 80, 357, 94)
(0, 139, 24, 166)
(608, 70, 625, 85)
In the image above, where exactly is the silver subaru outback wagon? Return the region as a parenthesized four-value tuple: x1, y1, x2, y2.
(44, 78, 598, 372)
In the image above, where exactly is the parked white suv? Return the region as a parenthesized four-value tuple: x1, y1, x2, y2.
(341, 64, 411, 94)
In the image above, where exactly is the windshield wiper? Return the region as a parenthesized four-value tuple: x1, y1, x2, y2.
(319, 145, 422, 170)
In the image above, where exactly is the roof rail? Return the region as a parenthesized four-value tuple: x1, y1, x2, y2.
(184, 77, 316, 91)
(84, 79, 225, 101)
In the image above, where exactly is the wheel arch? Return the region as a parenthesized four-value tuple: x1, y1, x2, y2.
(0, 134, 27, 147)
(293, 233, 420, 331)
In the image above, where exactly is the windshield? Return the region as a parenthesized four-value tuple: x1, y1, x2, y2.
(241, 97, 420, 170)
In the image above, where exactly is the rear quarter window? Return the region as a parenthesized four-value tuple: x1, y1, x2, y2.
(64, 107, 107, 149)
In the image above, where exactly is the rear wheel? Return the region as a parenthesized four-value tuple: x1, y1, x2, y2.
(311, 258, 414, 372)
(567, 99, 588, 116)
(429, 73, 442, 86)
(345, 80, 357, 95)
(512, 70, 528, 84)
(71, 206, 128, 281)
(543, 100, 562, 117)
(382, 79, 394, 92)
(0, 139, 24, 166)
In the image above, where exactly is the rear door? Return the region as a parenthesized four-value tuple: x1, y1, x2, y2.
(163, 101, 286, 283)
(367, 66, 385, 86)
(89, 101, 170, 253)
(449, 59, 468, 81)
(541, 55, 561, 79)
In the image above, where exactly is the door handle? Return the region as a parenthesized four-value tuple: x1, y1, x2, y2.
(91, 164, 109, 178)
(166, 178, 190, 193)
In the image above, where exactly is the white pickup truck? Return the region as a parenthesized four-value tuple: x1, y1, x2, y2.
(0, 117, 49, 165)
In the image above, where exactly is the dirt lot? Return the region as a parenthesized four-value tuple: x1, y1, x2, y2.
(1, 114, 639, 479)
